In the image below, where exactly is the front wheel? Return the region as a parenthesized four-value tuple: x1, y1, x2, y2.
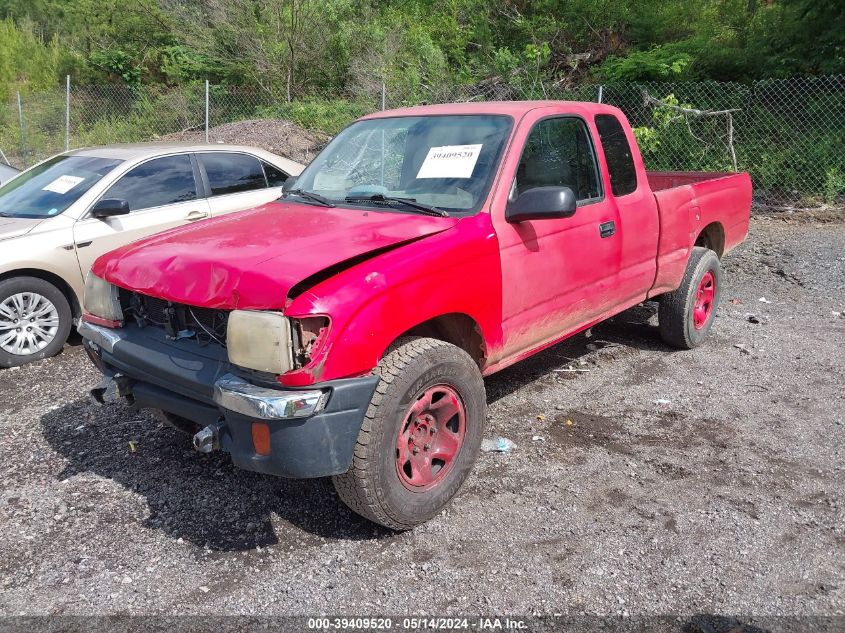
(0, 276, 72, 368)
(658, 246, 723, 349)
(332, 337, 486, 530)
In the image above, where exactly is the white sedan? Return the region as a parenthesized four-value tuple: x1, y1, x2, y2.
(0, 143, 303, 367)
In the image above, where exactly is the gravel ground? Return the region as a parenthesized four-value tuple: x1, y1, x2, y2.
(0, 212, 843, 621)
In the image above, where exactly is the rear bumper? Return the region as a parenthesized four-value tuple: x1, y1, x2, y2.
(80, 321, 378, 478)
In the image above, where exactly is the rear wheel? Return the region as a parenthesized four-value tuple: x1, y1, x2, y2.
(332, 337, 486, 530)
(658, 247, 722, 349)
(0, 276, 72, 368)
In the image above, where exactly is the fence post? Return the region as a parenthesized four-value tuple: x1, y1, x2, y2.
(381, 81, 386, 111)
(205, 80, 210, 143)
(16, 91, 26, 168)
(65, 75, 71, 152)
(597, 85, 604, 103)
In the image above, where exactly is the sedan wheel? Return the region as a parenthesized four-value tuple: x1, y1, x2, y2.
(0, 292, 61, 356)
(0, 276, 73, 368)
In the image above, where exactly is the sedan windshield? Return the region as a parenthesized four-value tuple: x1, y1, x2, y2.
(0, 155, 122, 219)
(292, 115, 513, 214)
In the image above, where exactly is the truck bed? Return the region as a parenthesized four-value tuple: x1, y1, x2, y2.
(647, 170, 738, 192)
(647, 170, 753, 297)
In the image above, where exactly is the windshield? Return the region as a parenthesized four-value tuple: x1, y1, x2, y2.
(293, 115, 513, 214)
(0, 155, 123, 219)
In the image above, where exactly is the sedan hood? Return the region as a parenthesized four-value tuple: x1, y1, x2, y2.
(94, 201, 457, 309)
(0, 216, 44, 242)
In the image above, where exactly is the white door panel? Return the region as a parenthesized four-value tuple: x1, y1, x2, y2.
(206, 188, 283, 216)
(73, 198, 212, 274)
(73, 152, 212, 276)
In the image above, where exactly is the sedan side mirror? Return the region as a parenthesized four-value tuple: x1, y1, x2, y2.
(505, 186, 577, 223)
(90, 198, 130, 219)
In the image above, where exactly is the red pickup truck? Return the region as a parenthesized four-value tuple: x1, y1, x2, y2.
(80, 101, 751, 529)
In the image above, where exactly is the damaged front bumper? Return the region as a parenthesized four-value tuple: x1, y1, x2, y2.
(79, 321, 378, 478)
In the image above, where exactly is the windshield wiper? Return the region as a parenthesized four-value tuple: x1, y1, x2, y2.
(344, 194, 449, 217)
(283, 189, 335, 207)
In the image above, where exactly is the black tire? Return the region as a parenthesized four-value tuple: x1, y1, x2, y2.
(153, 409, 201, 435)
(658, 247, 723, 349)
(0, 276, 73, 368)
(332, 336, 486, 530)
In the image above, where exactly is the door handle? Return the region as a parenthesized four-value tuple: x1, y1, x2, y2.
(185, 211, 209, 222)
(599, 221, 616, 238)
(62, 241, 92, 250)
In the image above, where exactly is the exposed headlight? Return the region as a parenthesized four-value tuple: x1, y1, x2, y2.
(83, 273, 123, 323)
(226, 310, 293, 374)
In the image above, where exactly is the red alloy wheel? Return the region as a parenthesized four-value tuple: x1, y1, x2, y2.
(396, 384, 466, 491)
(692, 270, 716, 330)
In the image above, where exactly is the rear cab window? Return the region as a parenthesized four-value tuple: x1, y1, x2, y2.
(595, 114, 638, 197)
(199, 153, 267, 196)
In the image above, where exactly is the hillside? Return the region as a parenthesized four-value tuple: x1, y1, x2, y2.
(1, 1, 842, 100)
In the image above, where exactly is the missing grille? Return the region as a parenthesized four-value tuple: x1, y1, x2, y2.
(122, 292, 230, 347)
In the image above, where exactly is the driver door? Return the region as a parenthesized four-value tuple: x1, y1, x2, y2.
(73, 153, 211, 278)
(492, 113, 622, 357)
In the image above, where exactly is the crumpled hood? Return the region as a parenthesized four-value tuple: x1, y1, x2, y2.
(0, 216, 44, 242)
(93, 201, 457, 309)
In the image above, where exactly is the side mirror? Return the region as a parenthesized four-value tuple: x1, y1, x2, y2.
(90, 198, 130, 219)
(505, 186, 577, 223)
(282, 176, 297, 192)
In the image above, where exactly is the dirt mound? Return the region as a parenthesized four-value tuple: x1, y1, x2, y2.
(161, 118, 330, 164)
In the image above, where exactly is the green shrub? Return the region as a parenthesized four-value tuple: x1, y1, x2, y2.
(256, 99, 374, 135)
(0, 19, 71, 101)
(824, 168, 845, 205)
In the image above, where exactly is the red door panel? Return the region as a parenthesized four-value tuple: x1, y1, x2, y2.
(490, 108, 623, 358)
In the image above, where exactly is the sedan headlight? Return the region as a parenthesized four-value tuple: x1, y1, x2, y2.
(226, 310, 293, 374)
(83, 273, 123, 323)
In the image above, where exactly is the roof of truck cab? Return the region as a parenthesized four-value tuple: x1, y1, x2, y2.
(363, 100, 625, 120)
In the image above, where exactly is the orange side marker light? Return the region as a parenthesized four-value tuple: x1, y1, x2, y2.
(252, 422, 271, 456)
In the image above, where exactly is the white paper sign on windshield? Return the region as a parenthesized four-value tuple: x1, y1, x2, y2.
(416, 144, 483, 179)
(42, 175, 85, 194)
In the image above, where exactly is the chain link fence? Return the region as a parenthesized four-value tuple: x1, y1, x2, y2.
(1, 76, 843, 206)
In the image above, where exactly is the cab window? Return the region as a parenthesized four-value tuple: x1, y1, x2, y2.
(595, 114, 638, 196)
(514, 117, 601, 202)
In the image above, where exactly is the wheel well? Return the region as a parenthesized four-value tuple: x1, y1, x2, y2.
(695, 222, 725, 258)
(398, 313, 486, 369)
(0, 269, 81, 318)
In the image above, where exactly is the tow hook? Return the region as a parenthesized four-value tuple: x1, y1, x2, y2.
(193, 419, 227, 453)
(90, 374, 134, 405)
